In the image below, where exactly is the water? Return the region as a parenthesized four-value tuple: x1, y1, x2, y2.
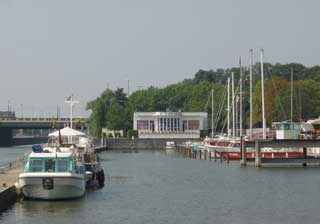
(0, 146, 31, 167)
(1, 149, 320, 224)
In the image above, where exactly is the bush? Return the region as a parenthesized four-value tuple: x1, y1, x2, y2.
(127, 130, 138, 138)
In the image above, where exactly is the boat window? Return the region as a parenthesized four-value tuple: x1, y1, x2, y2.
(44, 159, 55, 172)
(31, 159, 42, 172)
(57, 160, 68, 172)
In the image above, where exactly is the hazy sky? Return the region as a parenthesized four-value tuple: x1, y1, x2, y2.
(0, 0, 319, 117)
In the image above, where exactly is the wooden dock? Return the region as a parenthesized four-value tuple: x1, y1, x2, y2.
(240, 139, 320, 166)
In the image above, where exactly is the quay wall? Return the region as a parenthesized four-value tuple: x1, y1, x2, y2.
(11, 136, 47, 146)
(101, 138, 201, 150)
(0, 185, 19, 212)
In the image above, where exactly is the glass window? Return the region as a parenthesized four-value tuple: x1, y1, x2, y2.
(45, 159, 55, 172)
(31, 159, 42, 172)
(57, 160, 68, 172)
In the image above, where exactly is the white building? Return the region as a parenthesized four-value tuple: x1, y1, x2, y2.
(133, 112, 207, 139)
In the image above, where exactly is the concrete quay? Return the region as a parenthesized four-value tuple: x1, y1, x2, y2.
(0, 168, 21, 212)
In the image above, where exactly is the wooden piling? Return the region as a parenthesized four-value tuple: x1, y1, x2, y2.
(209, 151, 212, 161)
(214, 150, 217, 162)
(220, 152, 223, 163)
(227, 151, 230, 164)
(255, 140, 261, 167)
(240, 136, 246, 166)
(204, 150, 207, 160)
(303, 147, 307, 167)
(199, 150, 202, 160)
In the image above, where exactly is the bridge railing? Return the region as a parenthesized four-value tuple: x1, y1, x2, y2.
(0, 117, 86, 122)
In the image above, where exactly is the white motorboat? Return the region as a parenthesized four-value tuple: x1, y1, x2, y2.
(19, 146, 87, 200)
(165, 141, 175, 150)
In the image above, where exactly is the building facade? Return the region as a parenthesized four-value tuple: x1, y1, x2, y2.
(133, 112, 207, 138)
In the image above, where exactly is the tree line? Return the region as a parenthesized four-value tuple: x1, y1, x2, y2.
(86, 62, 320, 137)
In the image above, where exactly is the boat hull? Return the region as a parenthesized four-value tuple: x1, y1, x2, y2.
(19, 173, 85, 200)
(211, 151, 305, 160)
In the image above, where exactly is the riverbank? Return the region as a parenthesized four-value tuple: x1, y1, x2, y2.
(0, 168, 21, 212)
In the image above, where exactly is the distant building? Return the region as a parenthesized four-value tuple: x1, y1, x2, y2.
(133, 112, 207, 139)
(0, 111, 15, 119)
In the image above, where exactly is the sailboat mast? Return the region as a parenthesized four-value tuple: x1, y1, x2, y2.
(249, 49, 253, 140)
(291, 68, 293, 122)
(260, 49, 266, 139)
(232, 72, 235, 138)
(227, 77, 230, 138)
(239, 57, 243, 137)
(211, 89, 214, 138)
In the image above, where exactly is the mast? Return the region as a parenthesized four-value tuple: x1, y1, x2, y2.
(260, 49, 266, 139)
(249, 49, 253, 140)
(239, 57, 243, 137)
(227, 77, 230, 138)
(65, 95, 79, 129)
(211, 89, 214, 138)
(291, 67, 293, 122)
(232, 72, 235, 138)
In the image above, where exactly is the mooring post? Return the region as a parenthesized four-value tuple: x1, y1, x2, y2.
(255, 140, 261, 167)
(220, 152, 223, 163)
(199, 150, 202, 160)
(240, 136, 246, 166)
(214, 150, 217, 162)
(204, 150, 207, 160)
(303, 147, 307, 167)
(209, 151, 212, 161)
(227, 151, 230, 164)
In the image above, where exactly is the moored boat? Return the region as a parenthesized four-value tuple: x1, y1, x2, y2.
(19, 145, 87, 200)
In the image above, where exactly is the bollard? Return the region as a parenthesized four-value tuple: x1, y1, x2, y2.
(199, 150, 202, 160)
(204, 150, 207, 160)
(214, 151, 217, 162)
(220, 152, 223, 163)
(209, 151, 212, 161)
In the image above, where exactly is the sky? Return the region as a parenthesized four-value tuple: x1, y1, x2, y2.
(0, 0, 319, 117)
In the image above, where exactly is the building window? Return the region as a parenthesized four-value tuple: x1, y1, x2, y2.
(188, 120, 200, 130)
(183, 120, 188, 131)
(137, 120, 149, 130)
(150, 120, 155, 131)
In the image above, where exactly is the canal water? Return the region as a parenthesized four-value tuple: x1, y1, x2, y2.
(1, 148, 320, 224)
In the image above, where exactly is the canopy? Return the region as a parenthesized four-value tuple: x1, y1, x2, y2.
(48, 127, 86, 137)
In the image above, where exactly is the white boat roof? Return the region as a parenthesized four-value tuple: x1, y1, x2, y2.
(48, 127, 86, 137)
(29, 151, 74, 158)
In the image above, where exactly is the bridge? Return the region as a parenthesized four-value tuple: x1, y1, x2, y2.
(0, 117, 86, 146)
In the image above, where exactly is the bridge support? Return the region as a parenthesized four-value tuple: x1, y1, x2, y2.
(0, 128, 13, 147)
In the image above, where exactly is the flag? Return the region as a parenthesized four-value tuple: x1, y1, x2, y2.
(58, 129, 62, 146)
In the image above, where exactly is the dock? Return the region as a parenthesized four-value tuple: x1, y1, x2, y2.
(0, 160, 23, 211)
(240, 139, 320, 166)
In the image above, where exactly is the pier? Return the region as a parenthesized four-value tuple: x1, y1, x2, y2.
(240, 139, 320, 167)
